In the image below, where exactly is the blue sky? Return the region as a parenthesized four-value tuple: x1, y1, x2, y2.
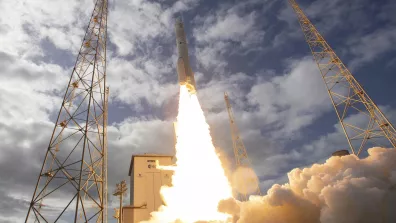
(0, 0, 395, 221)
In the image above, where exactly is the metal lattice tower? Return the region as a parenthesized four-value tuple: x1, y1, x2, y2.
(289, 0, 396, 156)
(25, 0, 108, 222)
(224, 92, 261, 201)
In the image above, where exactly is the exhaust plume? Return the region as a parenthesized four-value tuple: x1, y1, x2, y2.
(220, 147, 396, 223)
(142, 86, 233, 223)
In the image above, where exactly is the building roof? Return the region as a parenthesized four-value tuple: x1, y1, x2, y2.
(128, 153, 174, 176)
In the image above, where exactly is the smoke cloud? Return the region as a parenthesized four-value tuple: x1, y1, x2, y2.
(220, 147, 396, 223)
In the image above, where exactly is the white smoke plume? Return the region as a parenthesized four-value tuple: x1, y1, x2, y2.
(219, 147, 396, 223)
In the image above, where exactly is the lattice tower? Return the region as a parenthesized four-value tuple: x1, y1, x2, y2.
(289, 0, 396, 156)
(224, 92, 261, 201)
(25, 0, 108, 222)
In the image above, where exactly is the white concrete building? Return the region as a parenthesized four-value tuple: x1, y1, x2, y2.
(123, 154, 173, 223)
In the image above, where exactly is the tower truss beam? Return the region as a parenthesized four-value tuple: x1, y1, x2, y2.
(289, 0, 396, 156)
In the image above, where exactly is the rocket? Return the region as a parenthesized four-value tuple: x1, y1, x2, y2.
(175, 17, 196, 93)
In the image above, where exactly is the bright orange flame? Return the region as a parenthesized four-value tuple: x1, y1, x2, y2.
(144, 85, 233, 223)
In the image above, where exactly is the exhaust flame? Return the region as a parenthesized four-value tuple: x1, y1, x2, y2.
(144, 85, 233, 223)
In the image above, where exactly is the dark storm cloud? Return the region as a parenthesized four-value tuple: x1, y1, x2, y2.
(0, 189, 29, 220)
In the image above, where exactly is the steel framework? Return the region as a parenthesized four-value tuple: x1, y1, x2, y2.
(224, 92, 261, 201)
(25, 0, 109, 222)
(289, 0, 396, 156)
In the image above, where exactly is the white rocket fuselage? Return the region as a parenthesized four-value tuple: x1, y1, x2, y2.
(175, 18, 196, 92)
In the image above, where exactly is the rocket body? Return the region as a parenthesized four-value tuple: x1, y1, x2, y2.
(175, 18, 196, 92)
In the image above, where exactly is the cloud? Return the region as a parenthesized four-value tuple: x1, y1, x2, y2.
(301, 0, 374, 35)
(197, 57, 331, 141)
(301, 106, 396, 159)
(0, 38, 70, 222)
(0, 120, 55, 221)
(194, 41, 230, 72)
(105, 0, 205, 109)
(193, 1, 265, 72)
(107, 57, 178, 110)
(199, 72, 254, 112)
(347, 27, 396, 69)
(109, 0, 200, 56)
(220, 147, 396, 223)
(275, 0, 396, 69)
(1, 0, 395, 221)
(246, 57, 330, 138)
(0, 0, 199, 220)
(250, 106, 396, 192)
(106, 117, 176, 200)
(0, 0, 92, 57)
(200, 57, 333, 187)
(0, 52, 68, 125)
(194, 12, 263, 46)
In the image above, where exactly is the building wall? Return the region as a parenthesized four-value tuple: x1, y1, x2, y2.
(123, 206, 134, 223)
(130, 167, 134, 205)
(124, 155, 173, 223)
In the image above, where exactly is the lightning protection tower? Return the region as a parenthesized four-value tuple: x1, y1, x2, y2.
(289, 0, 396, 156)
(25, 0, 109, 222)
(224, 92, 261, 201)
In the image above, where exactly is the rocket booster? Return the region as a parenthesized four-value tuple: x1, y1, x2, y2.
(175, 17, 196, 92)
